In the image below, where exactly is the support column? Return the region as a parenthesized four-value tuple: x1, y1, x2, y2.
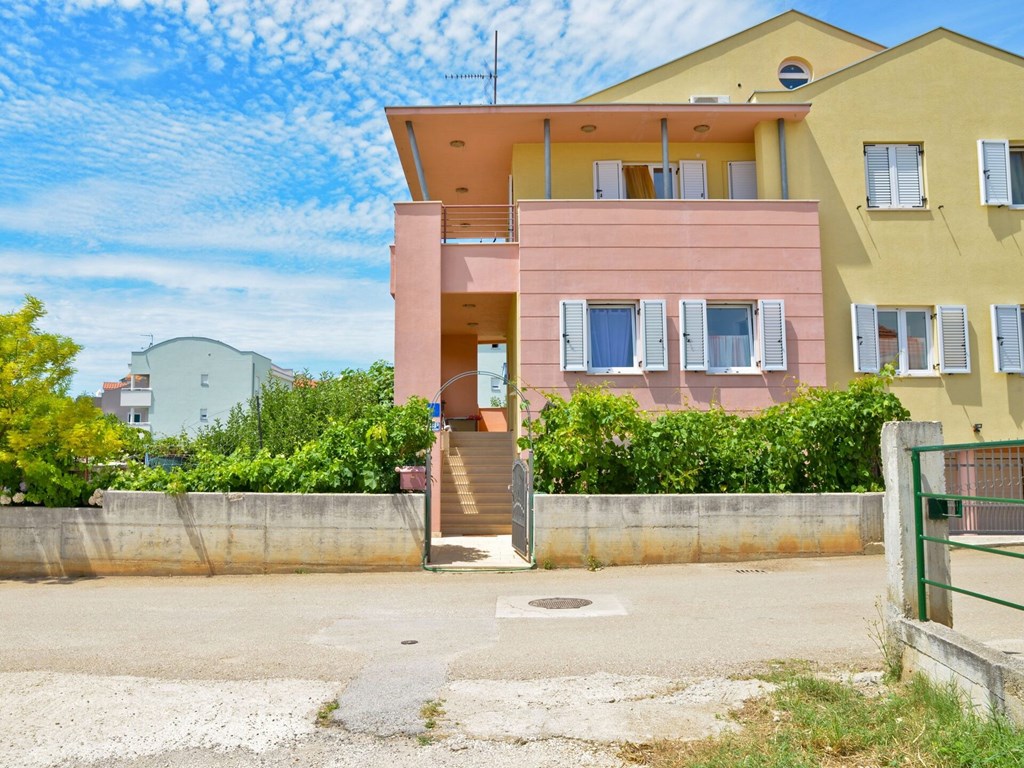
(393, 202, 443, 536)
(882, 421, 953, 626)
(544, 118, 551, 200)
(661, 118, 671, 199)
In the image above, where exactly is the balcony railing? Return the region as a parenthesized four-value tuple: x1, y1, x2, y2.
(120, 388, 152, 408)
(442, 205, 516, 243)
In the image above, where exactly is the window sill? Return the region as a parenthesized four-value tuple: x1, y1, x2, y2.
(587, 368, 644, 376)
(865, 206, 930, 212)
(705, 368, 762, 375)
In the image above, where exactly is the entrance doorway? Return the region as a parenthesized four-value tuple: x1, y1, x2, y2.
(423, 370, 534, 571)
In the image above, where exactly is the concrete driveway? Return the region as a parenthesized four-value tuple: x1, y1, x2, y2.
(2, 550, 1021, 767)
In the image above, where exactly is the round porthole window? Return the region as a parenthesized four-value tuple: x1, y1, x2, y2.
(778, 60, 810, 89)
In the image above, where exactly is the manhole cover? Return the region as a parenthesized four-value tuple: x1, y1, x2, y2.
(528, 597, 593, 610)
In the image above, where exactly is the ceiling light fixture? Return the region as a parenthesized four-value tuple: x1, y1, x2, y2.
(580, 124, 597, 133)
(455, 186, 469, 194)
(462, 303, 476, 308)
(467, 322, 479, 327)
(450, 140, 465, 148)
(693, 124, 711, 133)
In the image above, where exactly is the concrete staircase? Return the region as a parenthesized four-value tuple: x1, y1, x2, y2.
(441, 432, 515, 535)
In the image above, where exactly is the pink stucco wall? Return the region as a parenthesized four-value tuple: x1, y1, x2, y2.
(517, 199, 825, 412)
(393, 202, 444, 534)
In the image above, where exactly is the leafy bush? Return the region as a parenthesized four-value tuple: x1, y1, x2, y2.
(526, 386, 644, 493)
(113, 398, 433, 495)
(525, 373, 909, 494)
(194, 361, 395, 457)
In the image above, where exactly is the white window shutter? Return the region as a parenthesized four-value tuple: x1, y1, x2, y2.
(758, 299, 787, 371)
(893, 145, 924, 207)
(679, 299, 708, 371)
(560, 300, 587, 371)
(639, 300, 668, 371)
(593, 160, 622, 199)
(679, 160, 707, 200)
(864, 145, 892, 208)
(852, 303, 880, 373)
(936, 305, 970, 374)
(979, 140, 1011, 206)
(991, 304, 1024, 373)
(727, 161, 757, 199)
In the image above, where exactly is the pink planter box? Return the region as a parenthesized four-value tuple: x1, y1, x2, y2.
(396, 466, 427, 491)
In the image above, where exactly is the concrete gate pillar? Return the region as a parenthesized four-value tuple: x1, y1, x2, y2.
(882, 421, 952, 626)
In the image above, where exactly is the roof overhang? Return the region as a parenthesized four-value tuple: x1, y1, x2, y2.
(386, 103, 810, 204)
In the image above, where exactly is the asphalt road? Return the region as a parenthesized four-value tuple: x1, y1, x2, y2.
(2, 550, 1022, 767)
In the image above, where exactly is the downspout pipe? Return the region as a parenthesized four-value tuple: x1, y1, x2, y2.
(778, 118, 789, 200)
(661, 118, 671, 199)
(406, 120, 429, 200)
(544, 118, 552, 199)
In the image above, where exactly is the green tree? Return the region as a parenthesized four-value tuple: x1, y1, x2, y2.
(0, 296, 130, 506)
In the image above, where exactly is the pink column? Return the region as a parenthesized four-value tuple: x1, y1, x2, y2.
(393, 202, 443, 535)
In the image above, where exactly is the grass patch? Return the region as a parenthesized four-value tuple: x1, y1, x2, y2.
(315, 699, 339, 727)
(625, 673, 1024, 767)
(420, 698, 445, 731)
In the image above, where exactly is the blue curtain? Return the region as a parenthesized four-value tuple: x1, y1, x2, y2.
(589, 308, 633, 368)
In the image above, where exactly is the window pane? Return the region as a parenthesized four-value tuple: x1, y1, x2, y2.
(905, 310, 929, 370)
(707, 306, 752, 368)
(878, 310, 900, 368)
(1010, 149, 1024, 206)
(589, 307, 634, 369)
(651, 167, 672, 199)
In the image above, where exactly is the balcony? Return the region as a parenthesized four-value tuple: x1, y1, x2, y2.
(442, 205, 516, 243)
(120, 388, 152, 408)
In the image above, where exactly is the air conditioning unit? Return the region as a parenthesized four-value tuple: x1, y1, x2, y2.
(689, 95, 730, 104)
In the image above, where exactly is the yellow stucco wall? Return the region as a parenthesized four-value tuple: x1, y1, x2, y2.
(581, 12, 882, 105)
(511, 142, 756, 201)
(774, 32, 1024, 441)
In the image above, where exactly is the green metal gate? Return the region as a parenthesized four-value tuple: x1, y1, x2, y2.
(912, 439, 1024, 622)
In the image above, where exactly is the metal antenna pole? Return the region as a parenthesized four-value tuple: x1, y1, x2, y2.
(493, 30, 498, 104)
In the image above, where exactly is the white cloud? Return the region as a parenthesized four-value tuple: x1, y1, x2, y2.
(4, 0, 787, 393)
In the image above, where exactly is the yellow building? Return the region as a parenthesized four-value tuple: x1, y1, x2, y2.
(580, 10, 1024, 442)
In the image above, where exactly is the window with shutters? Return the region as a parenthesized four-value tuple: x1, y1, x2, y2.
(851, 304, 970, 376)
(978, 140, 1024, 206)
(680, 299, 787, 374)
(864, 144, 924, 208)
(593, 160, 707, 200)
(991, 305, 1024, 374)
(559, 299, 667, 373)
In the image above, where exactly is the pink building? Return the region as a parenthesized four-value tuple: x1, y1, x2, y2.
(387, 104, 825, 544)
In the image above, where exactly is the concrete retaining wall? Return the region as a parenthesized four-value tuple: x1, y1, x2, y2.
(896, 617, 1024, 724)
(0, 491, 424, 577)
(534, 493, 883, 566)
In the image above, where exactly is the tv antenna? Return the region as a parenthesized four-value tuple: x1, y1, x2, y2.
(445, 30, 499, 104)
(140, 334, 153, 349)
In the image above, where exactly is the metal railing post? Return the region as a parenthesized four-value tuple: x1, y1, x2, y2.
(912, 449, 928, 621)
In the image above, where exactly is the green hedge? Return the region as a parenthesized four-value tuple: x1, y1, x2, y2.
(525, 375, 909, 494)
(112, 399, 433, 495)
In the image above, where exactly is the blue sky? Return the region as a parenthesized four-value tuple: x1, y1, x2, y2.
(2, 1, 1023, 395)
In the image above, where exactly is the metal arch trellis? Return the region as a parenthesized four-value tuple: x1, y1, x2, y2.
(422, 370, 535, 572)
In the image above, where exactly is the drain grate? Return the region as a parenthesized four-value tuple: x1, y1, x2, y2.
(528, 597, 593, 610)
(735, 569, 767, 574)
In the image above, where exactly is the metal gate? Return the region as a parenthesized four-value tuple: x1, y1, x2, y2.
(943, 442, 1024, 534)
(511, 457, 532, 560)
